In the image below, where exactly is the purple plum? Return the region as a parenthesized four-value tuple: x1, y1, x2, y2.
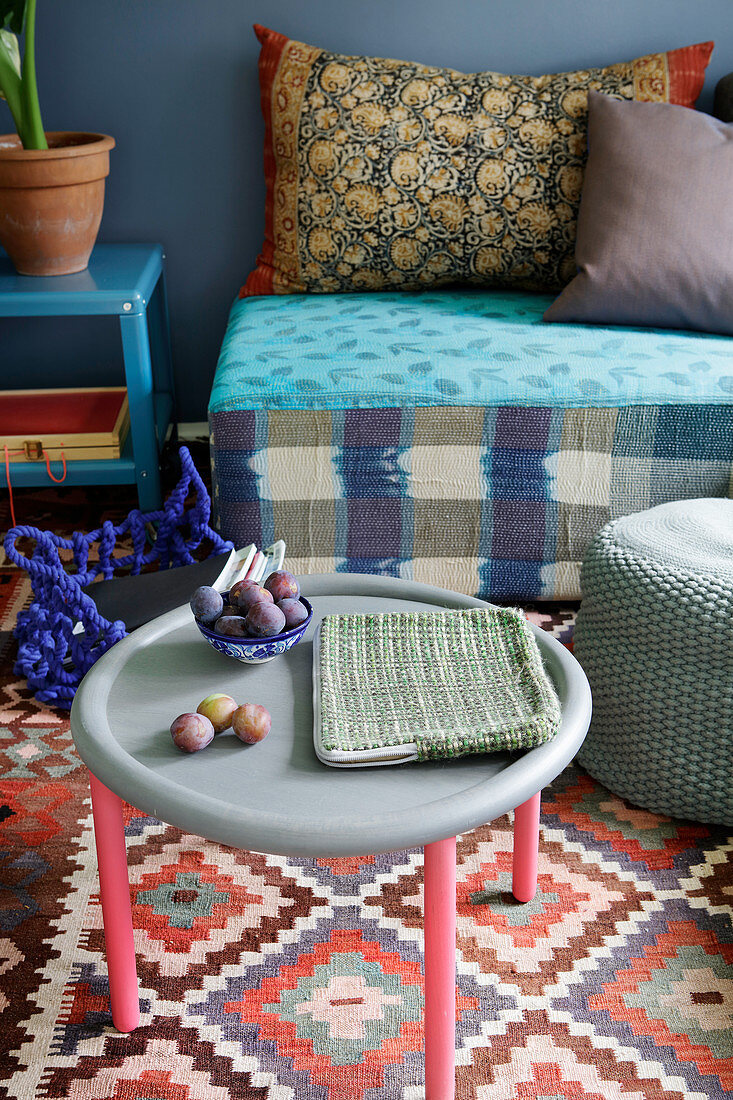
(213, 614, 249, 637)
(264, 570, 300, 603)
(190, 585, 224, 625)
(170, 712, 215, 753)
(229, 580, 273, 613)
(245, 601, 286, 638)
(277, 597, 309, 630)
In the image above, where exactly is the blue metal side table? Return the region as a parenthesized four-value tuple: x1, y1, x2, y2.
(0, 243, 176, 511)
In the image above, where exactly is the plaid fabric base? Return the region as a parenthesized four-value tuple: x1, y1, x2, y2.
(210, 403, 733, 601)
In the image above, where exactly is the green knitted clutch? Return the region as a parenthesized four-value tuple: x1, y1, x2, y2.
(313, 608, 561, 768)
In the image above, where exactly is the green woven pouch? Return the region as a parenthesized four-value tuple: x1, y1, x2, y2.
(315, 608, 560, 766)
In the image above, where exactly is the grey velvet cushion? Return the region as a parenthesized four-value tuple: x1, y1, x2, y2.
(544, 92, 733, 335)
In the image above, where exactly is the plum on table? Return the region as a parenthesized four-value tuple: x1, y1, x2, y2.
(232, 703, 272, 744)
(170, 712, 215, 753)
(197, 693, 237, 733)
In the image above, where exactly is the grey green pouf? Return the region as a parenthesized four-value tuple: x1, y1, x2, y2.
(574, 498, 733, 825)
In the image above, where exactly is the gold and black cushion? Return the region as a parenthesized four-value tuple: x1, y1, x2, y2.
(243, 27, 712, 296)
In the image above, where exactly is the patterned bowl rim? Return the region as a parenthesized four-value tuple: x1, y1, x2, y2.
(196, 595, 313, 647)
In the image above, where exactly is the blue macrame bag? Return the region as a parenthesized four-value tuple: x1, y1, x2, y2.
(4, 447, 232, 709)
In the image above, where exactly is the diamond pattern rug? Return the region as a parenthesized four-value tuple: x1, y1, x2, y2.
(0, 485, 731, 1099)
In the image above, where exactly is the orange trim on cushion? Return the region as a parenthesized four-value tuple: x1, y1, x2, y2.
(667, 41, 714, 107)
(240, 25, 289, 297)
(630, 42, 713, 105)
(269, 37, 321, 294)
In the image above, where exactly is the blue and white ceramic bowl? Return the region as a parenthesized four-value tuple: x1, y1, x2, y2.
(195, 597, 313, 664)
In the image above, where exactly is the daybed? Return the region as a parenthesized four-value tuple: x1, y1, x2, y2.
(209, 290, 732, 600)
(208, 31, 733, 602)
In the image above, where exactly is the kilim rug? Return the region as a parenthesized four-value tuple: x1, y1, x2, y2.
(1, 481, 731, 1100)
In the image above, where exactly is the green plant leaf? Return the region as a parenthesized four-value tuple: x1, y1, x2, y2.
(0, 28, 21, 103)
(0, 28, 20, 72)
(0, 1, 26, 35)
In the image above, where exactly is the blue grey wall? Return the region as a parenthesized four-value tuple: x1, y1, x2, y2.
(2, 0, 731, 419)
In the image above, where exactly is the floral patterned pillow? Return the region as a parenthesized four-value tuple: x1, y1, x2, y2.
(242, 27, 712, 296)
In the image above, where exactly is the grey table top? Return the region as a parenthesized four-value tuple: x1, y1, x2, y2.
(70, 574, 591, 857)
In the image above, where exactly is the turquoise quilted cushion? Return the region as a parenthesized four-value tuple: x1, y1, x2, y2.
(209, 290, 733, 413)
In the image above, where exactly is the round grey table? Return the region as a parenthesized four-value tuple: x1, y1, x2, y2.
(70, 574, 591, 1100)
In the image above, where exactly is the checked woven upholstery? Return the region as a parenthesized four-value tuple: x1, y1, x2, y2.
(573, 499, 733, 825)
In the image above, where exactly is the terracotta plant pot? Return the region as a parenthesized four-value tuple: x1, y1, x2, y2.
(0, 132, 115, 276)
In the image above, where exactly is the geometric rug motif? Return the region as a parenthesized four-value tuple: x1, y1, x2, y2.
(683, 847, 733, 919)
(454, 1008, 696, 1100)
(0, 725, 80, 780)
(366, 817, 655, 998)
(1, 778, 75, 847)
(126, 829, 326, 985)
(553, 911, 733, 1097)
(187, 906, 495, 1100)
(38, 1016, 272, 1100)
(525, 605, 577, 648)
(1, 548, 731, 1100)
(66, 826, 327, 1030)
(541, 771, 720, 874)
(284, 850, 420, 898)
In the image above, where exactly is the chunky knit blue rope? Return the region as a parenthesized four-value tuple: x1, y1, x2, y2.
(4, 446, 232, 709)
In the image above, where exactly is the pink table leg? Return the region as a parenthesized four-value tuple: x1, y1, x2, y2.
(512, 790, 541, 903)
(424, 835, 456, 1100)
(88, 772, 140, 1033)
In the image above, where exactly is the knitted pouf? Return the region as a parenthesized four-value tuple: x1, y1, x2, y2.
(574, 498, 733, 825)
